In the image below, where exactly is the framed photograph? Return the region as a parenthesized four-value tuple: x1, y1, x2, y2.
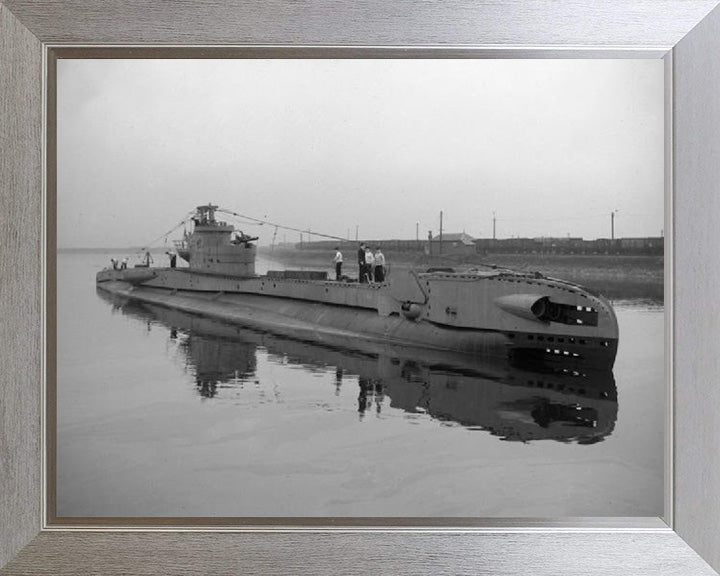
(52, 54, 667, 524)
(2, 2, 720, 575)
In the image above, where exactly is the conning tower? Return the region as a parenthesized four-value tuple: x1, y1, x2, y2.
(180, 204, 257, 277)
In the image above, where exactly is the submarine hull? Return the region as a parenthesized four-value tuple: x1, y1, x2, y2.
(96, 270, 618, 370)
(97, 280, 511, 359)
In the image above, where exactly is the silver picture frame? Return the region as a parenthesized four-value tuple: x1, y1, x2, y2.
(2, 1, 719, 574)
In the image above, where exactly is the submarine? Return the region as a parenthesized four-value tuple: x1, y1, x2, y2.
(96, 204, 619, 370)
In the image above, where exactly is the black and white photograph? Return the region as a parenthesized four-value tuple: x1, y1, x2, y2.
(56, 58, 664, 519)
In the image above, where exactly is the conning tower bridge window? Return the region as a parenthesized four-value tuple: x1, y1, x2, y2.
(193, 203, 219, 226)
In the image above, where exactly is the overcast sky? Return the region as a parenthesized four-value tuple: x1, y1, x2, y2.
(57, 59, 664, 249)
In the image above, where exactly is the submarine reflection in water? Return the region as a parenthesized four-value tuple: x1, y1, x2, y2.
(102, 291, 618, 444)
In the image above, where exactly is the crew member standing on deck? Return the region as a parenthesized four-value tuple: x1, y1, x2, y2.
(364, 246, 375, 284)
(333, 246, 343, 281)
(166, 251, 177, 268)
(357, 243, 366, 283)
(144, 250, 154, 267)
(373, 246, 386, 283)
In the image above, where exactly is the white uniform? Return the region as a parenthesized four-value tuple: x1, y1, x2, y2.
(364, 250, 375, 282)
(333, 250, 343, 280)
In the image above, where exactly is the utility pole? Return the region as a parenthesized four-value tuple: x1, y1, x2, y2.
(439, 210, 443, 255)
(493, 212, 496, 240)
(611, 210, 618, 240)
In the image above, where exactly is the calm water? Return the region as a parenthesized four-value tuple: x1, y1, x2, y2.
(57, 252, 665, 517)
